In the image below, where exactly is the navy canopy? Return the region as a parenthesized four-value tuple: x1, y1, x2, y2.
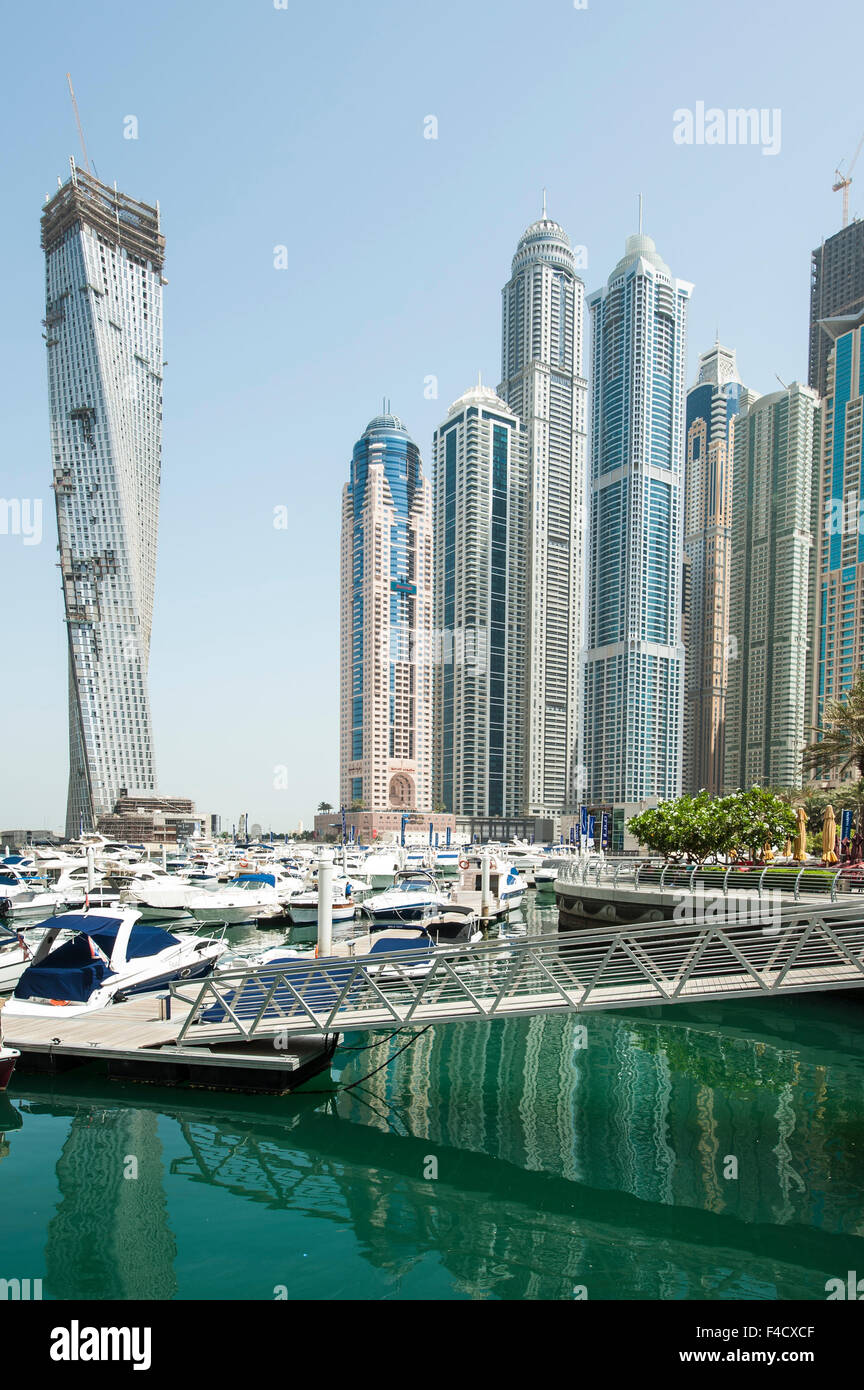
(87, 921, 179, 960)
(233, 873, 276, 887)
(14, 933, 113, 1003)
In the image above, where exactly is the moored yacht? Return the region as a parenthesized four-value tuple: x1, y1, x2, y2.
(361, 869, 451, 928)
(4, 910, 225, 1018)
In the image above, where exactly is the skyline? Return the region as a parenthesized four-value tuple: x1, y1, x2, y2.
(2, 0, 862, 829)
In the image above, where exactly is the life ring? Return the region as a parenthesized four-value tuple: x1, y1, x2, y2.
(458, 858, 469, 870)
(239, 859, 249, 868)
(490, 860, 497, 871)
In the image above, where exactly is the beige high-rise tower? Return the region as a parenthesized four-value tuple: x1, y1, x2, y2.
(339, 412, 433, 815)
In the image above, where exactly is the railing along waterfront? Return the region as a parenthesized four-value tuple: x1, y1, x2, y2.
(555, 858, 864, 903)
(168, 912, 864, 1042)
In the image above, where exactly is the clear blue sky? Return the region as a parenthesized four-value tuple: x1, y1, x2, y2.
(1, 0, 860, 832)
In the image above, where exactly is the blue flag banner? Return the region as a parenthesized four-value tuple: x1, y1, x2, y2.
(580, 805, 588, 836)
(601, 810, 610, 849)
(588, 815, 596, 843)
(841, 808, 853, 844)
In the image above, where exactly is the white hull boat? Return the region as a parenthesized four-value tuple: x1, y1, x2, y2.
(4, 910, 225, 1019)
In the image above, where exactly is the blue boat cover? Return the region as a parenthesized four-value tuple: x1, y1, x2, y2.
(368, 932, 434, 955)
(12, 921, 178, 1003)
(200, 960, 357, 1024)
(233, 873, 276, 887)
(14, 933, 114, 1002)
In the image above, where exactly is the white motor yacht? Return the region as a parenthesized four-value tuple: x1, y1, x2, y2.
(361, 869, 452, 928)
(4, 910, 225, 1019)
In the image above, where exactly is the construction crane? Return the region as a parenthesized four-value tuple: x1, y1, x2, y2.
(833, 129, 864, 228)
(66, 73, 92, 176)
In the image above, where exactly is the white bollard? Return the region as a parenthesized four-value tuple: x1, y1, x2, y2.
(86, 845, 95, 894)
(317, 854, 334, 959)
(481, 849, 491, 921)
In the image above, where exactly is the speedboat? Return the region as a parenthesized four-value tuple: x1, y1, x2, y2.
(180, 872, 301, 925)
(361, 869, 451, 928)
(287, 877, 357, 926)
(4, 910, 225, 1019)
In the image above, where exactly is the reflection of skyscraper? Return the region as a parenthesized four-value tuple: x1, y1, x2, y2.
(42, 165, 165, 837)
(432, 384, 528, 816)
(499, 208, 587, 815)
(683, 344, 756, 793)
(339, 412, 433, 812)
(809, 221, 864, 397)
(46, 1109, 176, 1299)
(584, 233, 692, 809)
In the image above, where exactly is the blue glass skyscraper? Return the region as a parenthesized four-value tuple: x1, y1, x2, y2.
(584, 233, 692, 818)
(340, 412, 433, 814)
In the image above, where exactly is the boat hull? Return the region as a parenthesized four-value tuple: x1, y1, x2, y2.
(0, 1048, 19, 1091)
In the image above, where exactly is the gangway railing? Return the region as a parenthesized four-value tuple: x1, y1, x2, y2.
(555, 858, 864, 903)
(168, 910, 864, 1042)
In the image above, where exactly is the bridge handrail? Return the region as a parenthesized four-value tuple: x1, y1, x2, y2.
(169, 910, 864, 1042)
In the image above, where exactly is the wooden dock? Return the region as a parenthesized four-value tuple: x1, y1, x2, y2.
(0, 992, 338, 1094)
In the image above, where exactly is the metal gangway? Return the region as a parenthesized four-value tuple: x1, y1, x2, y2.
(169, 909, 864, 1044)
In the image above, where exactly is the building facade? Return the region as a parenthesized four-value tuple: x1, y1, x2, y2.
(724, 384, 821, 791)
(682, 344, 755, 794)
(339, 412, 434, 814)
(432, 383, 527, 818)
(583, 233, 692, 808)
(809, 220, 864, 398)
(811, 307, 864, 741)
(499, 209, 587, 816)
(42, 164, 164, 838)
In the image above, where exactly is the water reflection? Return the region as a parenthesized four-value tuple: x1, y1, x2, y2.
(2, 894, 864, 1300)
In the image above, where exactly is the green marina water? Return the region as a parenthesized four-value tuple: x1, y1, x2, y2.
(2, 890, 864, 1301)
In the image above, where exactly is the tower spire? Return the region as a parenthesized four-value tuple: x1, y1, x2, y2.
(638, 192, 643, 235)
(542, 187, 547, 220)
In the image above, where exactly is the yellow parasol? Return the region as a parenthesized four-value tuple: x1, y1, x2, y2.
(763, 842, 775, 861)
(783, 838, 792, 858)
(793, 807, 808, 862)
(822, 804, 839, 864)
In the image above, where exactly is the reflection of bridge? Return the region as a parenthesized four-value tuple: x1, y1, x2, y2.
(12, 995, 864, 1300)
(171, 913, 864, 1043)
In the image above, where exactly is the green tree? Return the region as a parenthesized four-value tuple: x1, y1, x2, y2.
(628, 791, 731, 863)
(628, 788, 796, 864)
(723, 787, 797, 861)
(317, 801, 334, 813)
(836, 778, 864, 834)
(803, 671, 864, 781)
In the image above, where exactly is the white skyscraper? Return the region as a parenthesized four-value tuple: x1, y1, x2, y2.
(432, 383, 528, 818)
(42, 164, 164, 836)
(499, 205, 587, 816)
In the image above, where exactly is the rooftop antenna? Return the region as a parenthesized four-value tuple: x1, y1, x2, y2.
(775, 373, 788, 390)
(66, 73, 93, 176)
(541, 188, 547, 219)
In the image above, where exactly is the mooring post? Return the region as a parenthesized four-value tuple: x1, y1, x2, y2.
(481, 849, 491, 921)
(86, 845, 95, 894)
(317, 853, 334, 958)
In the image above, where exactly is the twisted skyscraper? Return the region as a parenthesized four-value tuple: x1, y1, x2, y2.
(42, 164, 164, 836)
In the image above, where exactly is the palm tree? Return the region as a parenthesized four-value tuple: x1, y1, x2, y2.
(317, 801, 334, 813)
(837, 778, 864, 835)
(802, 672, 864, 782)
